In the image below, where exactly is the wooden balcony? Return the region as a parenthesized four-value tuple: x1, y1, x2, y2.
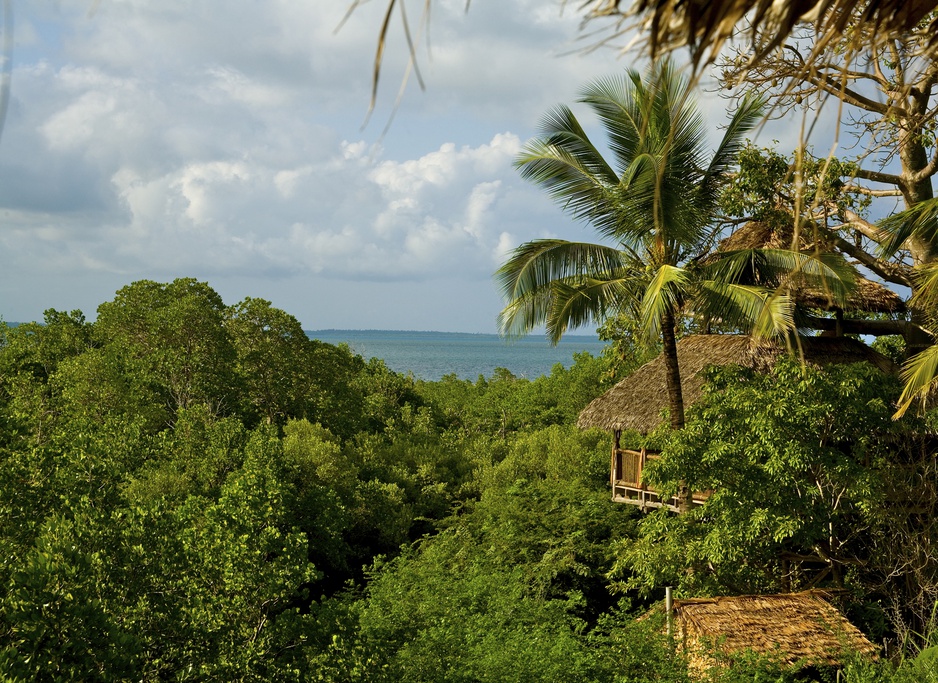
(611, 448, 709, 513)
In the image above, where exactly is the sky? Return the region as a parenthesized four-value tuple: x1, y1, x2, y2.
(0, 0, 793, 333)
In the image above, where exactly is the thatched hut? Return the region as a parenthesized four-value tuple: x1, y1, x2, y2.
(578, 334, 897, 509)
(717, 220, 906, 316)
(662, 591, 877, 673)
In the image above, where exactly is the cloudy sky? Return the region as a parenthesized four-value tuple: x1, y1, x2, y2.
(0, 0, 781, 333)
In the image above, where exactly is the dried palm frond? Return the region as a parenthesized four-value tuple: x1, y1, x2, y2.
(581, 0, 938, 75)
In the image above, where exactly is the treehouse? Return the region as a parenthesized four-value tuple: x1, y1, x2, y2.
(716, 220, 909, 338)
(654, 591, 877, 675)
(577, 334, 897, 512)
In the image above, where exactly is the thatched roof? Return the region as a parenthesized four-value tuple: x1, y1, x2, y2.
(717, 221, 906, 314)
(797, 277, 906, 314)
(718, 220, 817, 252)
(577, 335, 897, 433)
(667, 591, 877, 669)
(587, 0, 938, 74)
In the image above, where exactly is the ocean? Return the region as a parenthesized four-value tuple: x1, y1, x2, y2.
(307, 330, 609, 382)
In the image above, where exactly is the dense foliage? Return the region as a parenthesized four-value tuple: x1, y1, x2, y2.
(1, 279, 937, 681)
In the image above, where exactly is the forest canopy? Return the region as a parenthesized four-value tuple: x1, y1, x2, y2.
(1, 279, 937, 680)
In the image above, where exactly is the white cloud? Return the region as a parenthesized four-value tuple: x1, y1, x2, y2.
(40, 89, 117, 150)
(0, 0, 688, 331)
(84, 129, 529, 284)
(203, 65, 295, 109)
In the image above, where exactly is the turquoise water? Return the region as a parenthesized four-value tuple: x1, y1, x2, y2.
(307, 330, 608, 381)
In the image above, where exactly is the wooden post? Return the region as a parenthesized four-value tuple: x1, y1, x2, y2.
(638, 447, 646, 489)
(678, 485, 692, 514)
(666, 586, 673, 638)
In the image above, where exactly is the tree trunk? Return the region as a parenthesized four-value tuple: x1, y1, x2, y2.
(899, 127, 937, 267)
(660, 307, 684, 430)
(661, 307, 693, 513)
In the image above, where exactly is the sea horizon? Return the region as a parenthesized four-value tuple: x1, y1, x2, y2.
(308, 328, 600, 338)
(306, 329, 608, 381)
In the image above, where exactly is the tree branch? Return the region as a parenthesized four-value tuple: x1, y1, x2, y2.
(842, 184, 903, 197)
(814, 62, 889, 89)
(823, 228, 915, 287)
(854, 167, 905, 187)
(803, 315, 920, 338)
(815, 74, 890, 115)
(839, 208, 890, 243)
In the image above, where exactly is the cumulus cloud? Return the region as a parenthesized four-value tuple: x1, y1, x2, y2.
(2, 0, 743, 331)
(6, 55, 534, 283)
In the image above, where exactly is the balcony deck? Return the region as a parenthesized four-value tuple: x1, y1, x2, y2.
(612, 448, 709, 513)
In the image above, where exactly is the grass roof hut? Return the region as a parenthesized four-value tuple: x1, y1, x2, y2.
(717, 221, 906, 316)
(661, 591, 878, 673)
(578, 334, 897, 509)
(578, 334, 896, 434)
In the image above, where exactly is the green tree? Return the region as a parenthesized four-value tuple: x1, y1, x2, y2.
(226, 297, 315, 426)
(95, 279, 240, 418)
(172, 427, 318, 679)
(0, 310, 95, 447)
(0, 510, 141, 680)
(338, 424, 637, 683)
(225, 298, 367, 434)
(498, 61, 841, 435)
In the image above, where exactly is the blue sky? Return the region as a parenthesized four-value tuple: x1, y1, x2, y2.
(0, 1, 796, 333)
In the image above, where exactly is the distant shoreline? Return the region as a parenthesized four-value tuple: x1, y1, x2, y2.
(306, 329, 608, 381)
(306, 329, 601, 340)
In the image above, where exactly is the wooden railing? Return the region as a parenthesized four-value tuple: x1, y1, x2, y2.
(611, 447, 709, 512)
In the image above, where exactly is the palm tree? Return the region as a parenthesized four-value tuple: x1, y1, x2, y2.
(878, 200, 938, 417)
(497, 60, 850, 431)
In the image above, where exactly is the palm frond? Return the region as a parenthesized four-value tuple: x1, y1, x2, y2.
(894, 344, 938, 419)
(696, 281, 794, 337)
(878, 197, 938, 258)
(781, 250, 856, 307)
(515, 138, 620, 233)
(639, 264, 688, 342)
(497, 284, 557, 340)
(494, 239, 630, 302)
(535, 104, 620, 184)
(579, 73, 644, 175)
(544, 277, 641, 344)
(707, 248, 856, 308)
(498, 274, 641, 342)
(909, 261, 938, 312)
(701, 92, 765, 192)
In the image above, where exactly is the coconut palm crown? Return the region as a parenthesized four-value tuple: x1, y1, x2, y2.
(497, 60, 853, 430)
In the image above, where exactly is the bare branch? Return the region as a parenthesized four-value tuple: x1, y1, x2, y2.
(839, 208, 890, 243)
(825, 226, 915, 287)
(854, 167, 905, 187)
(842, 184, 904, 198)
(815, 73, 890, 115)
